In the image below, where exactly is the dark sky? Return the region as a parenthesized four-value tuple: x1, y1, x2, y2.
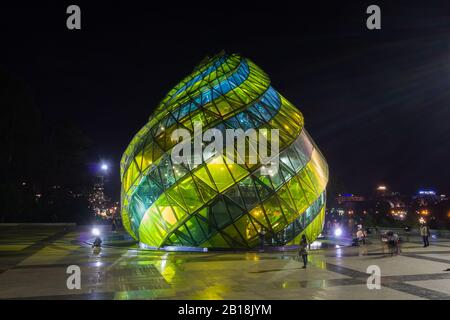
(1, 1, 449, 199)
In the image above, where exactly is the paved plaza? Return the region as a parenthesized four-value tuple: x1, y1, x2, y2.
(1, 225, 450, 300)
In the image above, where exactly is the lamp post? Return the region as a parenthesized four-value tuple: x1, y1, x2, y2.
(100, 163, 108, 185)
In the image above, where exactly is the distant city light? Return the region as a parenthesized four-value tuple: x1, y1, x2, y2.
(377, 185, 387, 191)
(342, 193, 353, 197)
(418, 190, 436, 195)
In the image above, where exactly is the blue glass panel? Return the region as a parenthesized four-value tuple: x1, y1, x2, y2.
(173, 61, 249, 120)
(169, 56, 228, 102)
(235, 112, 255, 131)
(158, 156, 176, 188)
(225, 117, 241, 129)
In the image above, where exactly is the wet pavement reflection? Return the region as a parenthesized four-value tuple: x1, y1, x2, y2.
(1, 226, 450, 299)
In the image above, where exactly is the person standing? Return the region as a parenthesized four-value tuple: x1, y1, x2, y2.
(299, 235, 309, 269)
(356, 228, 365, 246)
(420, 223, 430, 247)
(259, 228, 266, 252)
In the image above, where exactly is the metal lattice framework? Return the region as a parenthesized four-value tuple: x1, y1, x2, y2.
(120, 52, 328, 249)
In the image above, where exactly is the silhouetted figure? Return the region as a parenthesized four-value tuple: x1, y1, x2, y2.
(420, 224, 430, 247)
(259, 228, 266, 252)
(299, 235, 308, 269)
(92, 236, 102, 248)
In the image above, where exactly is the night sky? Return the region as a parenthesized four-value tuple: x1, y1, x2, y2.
(1, 1, 449, 199)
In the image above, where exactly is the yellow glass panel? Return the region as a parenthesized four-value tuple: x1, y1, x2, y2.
(234, 214, 258, 241)
(121, 206, 137, 240)
(193, 166, 217, 191)
(134, 151, 144, 171)
(287, 176, 308, 213)
(309, 150, 328, 192)
(139, 206, 165, 247)
(205, 156, 235, 192)
(190, 111, 207, 126)
(249, 205, 270, 229)
(213, 98, 234, 117)
(224, 161, 249, 182)
(262, 196, 286, 232)
(279, 198, 297, 225)
(129, 160, 140, 186)
(159, 206, 178, 226)
(123, 169, 131, 192)
(298, 169, 318, 203)
(278, 185, 295, 211)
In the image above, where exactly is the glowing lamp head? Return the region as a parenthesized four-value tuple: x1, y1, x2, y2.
(101, 164, 108, 171)
(334, 228, 343, 237)
(92, 227, 101, 236)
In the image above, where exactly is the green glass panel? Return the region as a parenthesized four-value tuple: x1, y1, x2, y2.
(278, 197, 297, 225)
(253, 177, 272, 201)
(185, 216, 207, 245)
(211, 198, 232, 229)
(175, 224, 195, 245)
(193, 176, 218, 204)
(224, 197, 244, 221)
(196, 212, 217, 238)
(168, 233, 180, 245)
(200, 232, 230, 248)
(166, 186, 188, 211)
(176, 175, 203, 213)
(224, 184, 246, 210)
(237, 176, 260, 210)
(222, 224, 246, 246)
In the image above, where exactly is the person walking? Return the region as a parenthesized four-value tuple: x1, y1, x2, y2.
(299, 235, 309, 269)
(420, 223, 430, 247)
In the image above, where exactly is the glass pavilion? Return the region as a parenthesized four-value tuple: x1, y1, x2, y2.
(120, 52, 328, 249)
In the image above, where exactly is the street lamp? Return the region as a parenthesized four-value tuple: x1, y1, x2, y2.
(101, 163, 108, 172)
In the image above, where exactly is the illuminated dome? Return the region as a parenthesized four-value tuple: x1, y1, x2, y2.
(120, 52, 328, 249)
